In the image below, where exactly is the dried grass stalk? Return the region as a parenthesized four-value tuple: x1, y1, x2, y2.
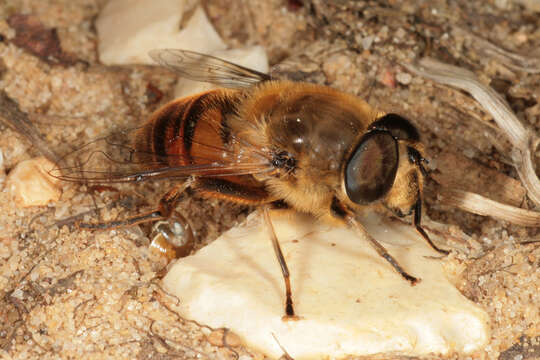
(0, 91, 61, 165)
(439, 189, 540, 227)
(402, 58, 540, 207)
(452, 27, 540, 74)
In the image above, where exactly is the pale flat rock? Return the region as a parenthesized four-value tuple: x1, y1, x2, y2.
(163, 211, 489, 359)
(96, 0, 226, 65)
(173, 46, 269, 98)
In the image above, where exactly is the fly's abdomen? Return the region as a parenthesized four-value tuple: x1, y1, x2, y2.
(134, 89, 239, 169)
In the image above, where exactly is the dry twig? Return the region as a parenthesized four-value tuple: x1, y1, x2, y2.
(0, 91, 61, 165)
(452, 27, 540, 74)
(439, 189, 540, 227)
(403, 58, 540, 209)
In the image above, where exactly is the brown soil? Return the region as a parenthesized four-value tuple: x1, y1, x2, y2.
(0, 0, 539, 359)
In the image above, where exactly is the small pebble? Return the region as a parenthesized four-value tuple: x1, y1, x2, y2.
(396, 72, 412, 85)
(7, 157, 62, 207)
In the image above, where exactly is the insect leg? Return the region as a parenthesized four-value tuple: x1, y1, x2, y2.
(78, 178, 194, 229)
(193, 177, 273, 204)
(414, 199, 450, 255)
(262, 206, 296, 319)
(331, 196, 419, 285)
(192, 179, 296, 318)
(348, 216, 420, 285)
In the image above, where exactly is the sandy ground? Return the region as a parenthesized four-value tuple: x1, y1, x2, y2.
(0, 0, 539, 359)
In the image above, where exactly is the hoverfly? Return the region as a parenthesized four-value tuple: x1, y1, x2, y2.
(55, 49, 448, 319)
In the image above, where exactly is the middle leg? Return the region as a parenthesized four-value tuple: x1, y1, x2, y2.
(262, 206, 297, 320)
(194, 178, 297, 319)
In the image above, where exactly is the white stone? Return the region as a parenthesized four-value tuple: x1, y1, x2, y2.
(362, 35, 374, 50)
(396, 72, 412, 85)
(163, 211, 489, 359)
(173, 46, 269, 98)
(96, 0, 226, 65)
(7, 157, 62, 207)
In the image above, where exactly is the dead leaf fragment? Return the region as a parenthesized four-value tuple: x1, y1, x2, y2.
(7, 14, 73, 64)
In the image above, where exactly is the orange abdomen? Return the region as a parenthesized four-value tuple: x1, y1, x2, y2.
(135, 89, 240, 169)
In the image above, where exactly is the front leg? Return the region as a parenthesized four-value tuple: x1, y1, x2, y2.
(330, 197, 420, 285)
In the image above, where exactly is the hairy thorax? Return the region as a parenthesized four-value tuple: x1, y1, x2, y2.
(236, 81, 382, 216)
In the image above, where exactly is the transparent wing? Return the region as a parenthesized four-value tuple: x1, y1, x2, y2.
(149, 49, 272, 89)
(51, 123, 273, 184)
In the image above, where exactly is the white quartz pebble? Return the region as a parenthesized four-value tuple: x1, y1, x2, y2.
(7, 157, 62, 207)
(96, 0, 226, 65)
(163, 210, 489, 359)
(96, 1, 270, 100)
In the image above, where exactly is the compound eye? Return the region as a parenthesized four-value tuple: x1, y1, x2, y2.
(344, 131, 398, 204)
(368, 113, 420, 141)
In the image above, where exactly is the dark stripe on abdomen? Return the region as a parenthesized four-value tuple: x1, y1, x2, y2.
(183, 93, 210, 153)
(218, 97, 237, 145)
(152, 104, 180, 163)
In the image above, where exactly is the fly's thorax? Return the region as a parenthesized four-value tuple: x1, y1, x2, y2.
(232, 81, 381, 216)
(252, 82, 378, 173)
